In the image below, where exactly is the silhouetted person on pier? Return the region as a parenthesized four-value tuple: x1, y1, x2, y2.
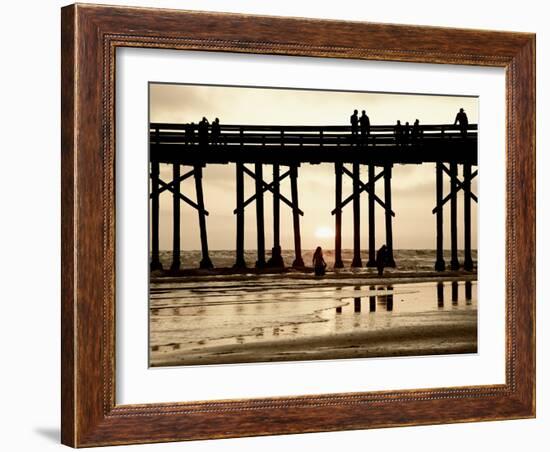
(404, 121, 411, 145)
(198, 117, 210, 147)
(313, 246, 327, 277)
(211, 117, 221, 144)
(350, 109, 359, 141)
(454, 108, 469, 138)
(360, 110, 370, 145)
(394, 120, 403, 146)
(376, 244, 388, 276)
(411, 119, 421, 143)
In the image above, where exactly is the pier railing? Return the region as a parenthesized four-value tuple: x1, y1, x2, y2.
(150, 123, 478, 165)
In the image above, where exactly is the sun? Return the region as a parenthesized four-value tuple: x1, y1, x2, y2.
(314, 226, 335, 239)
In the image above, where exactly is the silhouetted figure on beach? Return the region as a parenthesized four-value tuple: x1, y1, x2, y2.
(411, 119, 421, 143)
(312, 246, 327, 277)
(211, 117, 221, 144)
(404, 121, 411, 145)
(198, 117, 210, 147)
(394, 120, 403, 146)
(360, 110, 370, 144)
(350, 109, 359, 141)
(376, 244, 388, 276)
(454, 108, 469, 138)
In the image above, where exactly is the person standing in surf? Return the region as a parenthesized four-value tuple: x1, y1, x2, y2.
(312, 246, 327, 277)
(376, 244, 388, 276)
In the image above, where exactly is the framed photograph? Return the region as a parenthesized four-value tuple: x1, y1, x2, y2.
(61, 4, 535, 447)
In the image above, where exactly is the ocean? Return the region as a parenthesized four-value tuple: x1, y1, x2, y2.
(156, 249, 478, 272)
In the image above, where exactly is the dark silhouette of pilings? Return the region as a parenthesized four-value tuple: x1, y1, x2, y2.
(463, 163, 474, 271)
(194, 165, 213, 269)
(334, 163, 344, 268)
(290, 165, 304, 267)
(234, 162, 246, 268)
(150, 160, 163, 271)
(450, 162, 460, 270)
(351, 162, 362, 267)
(170, 163, 181, 271)
(384, 165, 396, 267)
(367, 164, 377, 267)
(435, 162, 445, 271)
(255, 163, 266, 268)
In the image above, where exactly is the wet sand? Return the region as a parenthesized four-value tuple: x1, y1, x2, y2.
(149, 274, 477, 367)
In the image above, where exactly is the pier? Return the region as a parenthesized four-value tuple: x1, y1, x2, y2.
(149, 122, 477, 272)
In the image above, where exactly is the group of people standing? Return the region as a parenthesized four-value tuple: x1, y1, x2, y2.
(185, 117, 222, 145)
(393, 119, 422, 146)
(349, 109, 371, 141)
(349, 108, 469, 145)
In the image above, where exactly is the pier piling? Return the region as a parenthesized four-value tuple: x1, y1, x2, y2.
(290, 165, 304, 268)
(351, 162, 363, 267)
(255, 163, 266, 268)
(170, 163, 181, 271)
(450, 162, 460, 270)
(435, 162, 446, 271)
(269, 164, 284, 267)
(367, 164, 377, 267)
(384, 165, 396, 267)
(234, 162, 246, 268)
(463, 163, 474, 271)
(334, 163, 344, 268)
(194, 165, 213, 269)
(150, 159, 163, 271)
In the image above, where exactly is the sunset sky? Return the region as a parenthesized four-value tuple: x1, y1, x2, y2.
(149, 83, 478, 252)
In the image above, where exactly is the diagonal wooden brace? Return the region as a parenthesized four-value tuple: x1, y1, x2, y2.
(235, 167, 302, 215)
(432, 167, 478, 214)
(331, 167, 395, 216)
(156, 178, 209, 215)
(155, 169, 195, 196)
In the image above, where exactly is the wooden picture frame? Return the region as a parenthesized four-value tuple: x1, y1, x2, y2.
(61, 3, 535, 447)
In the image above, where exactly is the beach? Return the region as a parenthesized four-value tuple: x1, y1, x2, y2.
(149, 252, 477, 367)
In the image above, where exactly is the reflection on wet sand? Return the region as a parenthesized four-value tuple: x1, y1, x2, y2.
(150, 278, 477, 366)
